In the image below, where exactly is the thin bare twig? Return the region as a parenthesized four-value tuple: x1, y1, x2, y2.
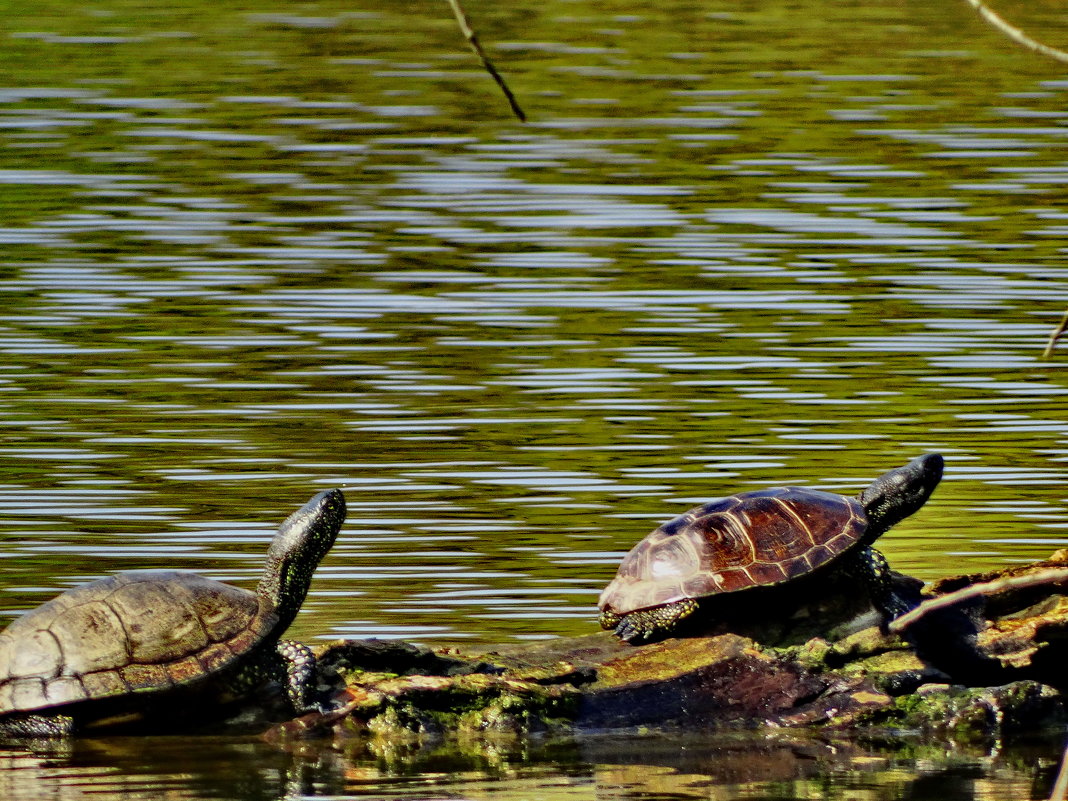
(962, 4, 1068, 358)
(446, 0, 526, 122)
(964, 0, 1068, 64)
(888, 567, 1068, 634)
(1044, 308, 1068, 359)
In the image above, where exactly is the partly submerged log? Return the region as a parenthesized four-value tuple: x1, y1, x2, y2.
(276, 551, 1068, 743)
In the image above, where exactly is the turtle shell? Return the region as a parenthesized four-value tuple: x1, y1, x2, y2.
(0, 570, 277, 718)
(598, 488, 867, 618)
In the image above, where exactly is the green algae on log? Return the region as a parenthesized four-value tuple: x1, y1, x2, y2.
(277, 551, 1068, 743)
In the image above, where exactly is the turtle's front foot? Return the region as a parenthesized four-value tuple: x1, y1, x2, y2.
(610, 599, 699, 644)
(276, 639, 318, 713)
(860, 546, 921, 626)
(880, 590, 918, 621)
(614, 614, 655, 643)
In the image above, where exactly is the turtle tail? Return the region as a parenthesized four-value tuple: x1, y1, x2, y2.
(858, 453, 944, 537)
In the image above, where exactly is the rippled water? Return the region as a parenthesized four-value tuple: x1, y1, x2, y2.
(3, 0, 1068, 797)
(0, 731, 1064, 800)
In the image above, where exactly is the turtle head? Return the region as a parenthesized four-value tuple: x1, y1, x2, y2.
(258, 488, 347, 629)
(858, 453, 943, 538)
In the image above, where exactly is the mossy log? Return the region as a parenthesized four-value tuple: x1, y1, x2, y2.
(274, 551, 1068, 742)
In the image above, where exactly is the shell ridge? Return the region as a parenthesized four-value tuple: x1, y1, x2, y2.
(716, 509, 757, 570)
(768, 493, 817, 556)
(103, 597, 136, 667)
(599, 486, 870, 618)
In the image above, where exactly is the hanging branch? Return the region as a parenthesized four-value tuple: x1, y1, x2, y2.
(964, 0, 1068, 64)
(962, 3, 1068, 358)
(1044, 308, 1068, 359)
(446, 0, 526, 122)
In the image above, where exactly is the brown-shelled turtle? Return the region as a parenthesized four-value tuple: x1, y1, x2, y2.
(0, 488, 347, 736)
(599, 454, 944, 644)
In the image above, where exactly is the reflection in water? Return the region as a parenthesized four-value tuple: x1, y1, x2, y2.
(2, 0, 1068, 796)
(0, 732, 1060, 801)
(0, 736, 332, 801)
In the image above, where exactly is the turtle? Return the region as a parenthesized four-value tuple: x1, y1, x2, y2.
(598, 453, 944, 644)
(0, 487, 347, 736)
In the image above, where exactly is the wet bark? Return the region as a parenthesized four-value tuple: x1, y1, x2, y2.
(275, 550, 1068, 743)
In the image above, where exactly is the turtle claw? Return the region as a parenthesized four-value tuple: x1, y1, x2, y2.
(613, 616, 643, 643)
(602, 607, 657, 642)
(602, 607, 658, 643)
(610, 599, 699, 645)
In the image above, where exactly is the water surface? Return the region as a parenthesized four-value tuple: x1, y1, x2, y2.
(2, 0, 1068, 797)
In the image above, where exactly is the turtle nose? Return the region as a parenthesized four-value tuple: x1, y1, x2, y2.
(271, 489, 347, 558)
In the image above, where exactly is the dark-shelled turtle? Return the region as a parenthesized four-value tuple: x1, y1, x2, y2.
(598, 454, 943, 644)
(0, 488, 347, 736)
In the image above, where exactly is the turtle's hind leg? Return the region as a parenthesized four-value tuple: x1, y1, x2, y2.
(611, 599, 699, 644)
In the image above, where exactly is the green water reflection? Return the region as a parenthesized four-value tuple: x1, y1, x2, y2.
(1, 0, 1068, 796)
(0, 0, 1067, 643)
(0, 731, 1063, 800)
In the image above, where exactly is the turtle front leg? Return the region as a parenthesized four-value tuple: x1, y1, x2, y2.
(274, 639, 318, 713)
(856, 546, 916, 621)
(235, 639, 320, 714)
(605, 599, 699, 644)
